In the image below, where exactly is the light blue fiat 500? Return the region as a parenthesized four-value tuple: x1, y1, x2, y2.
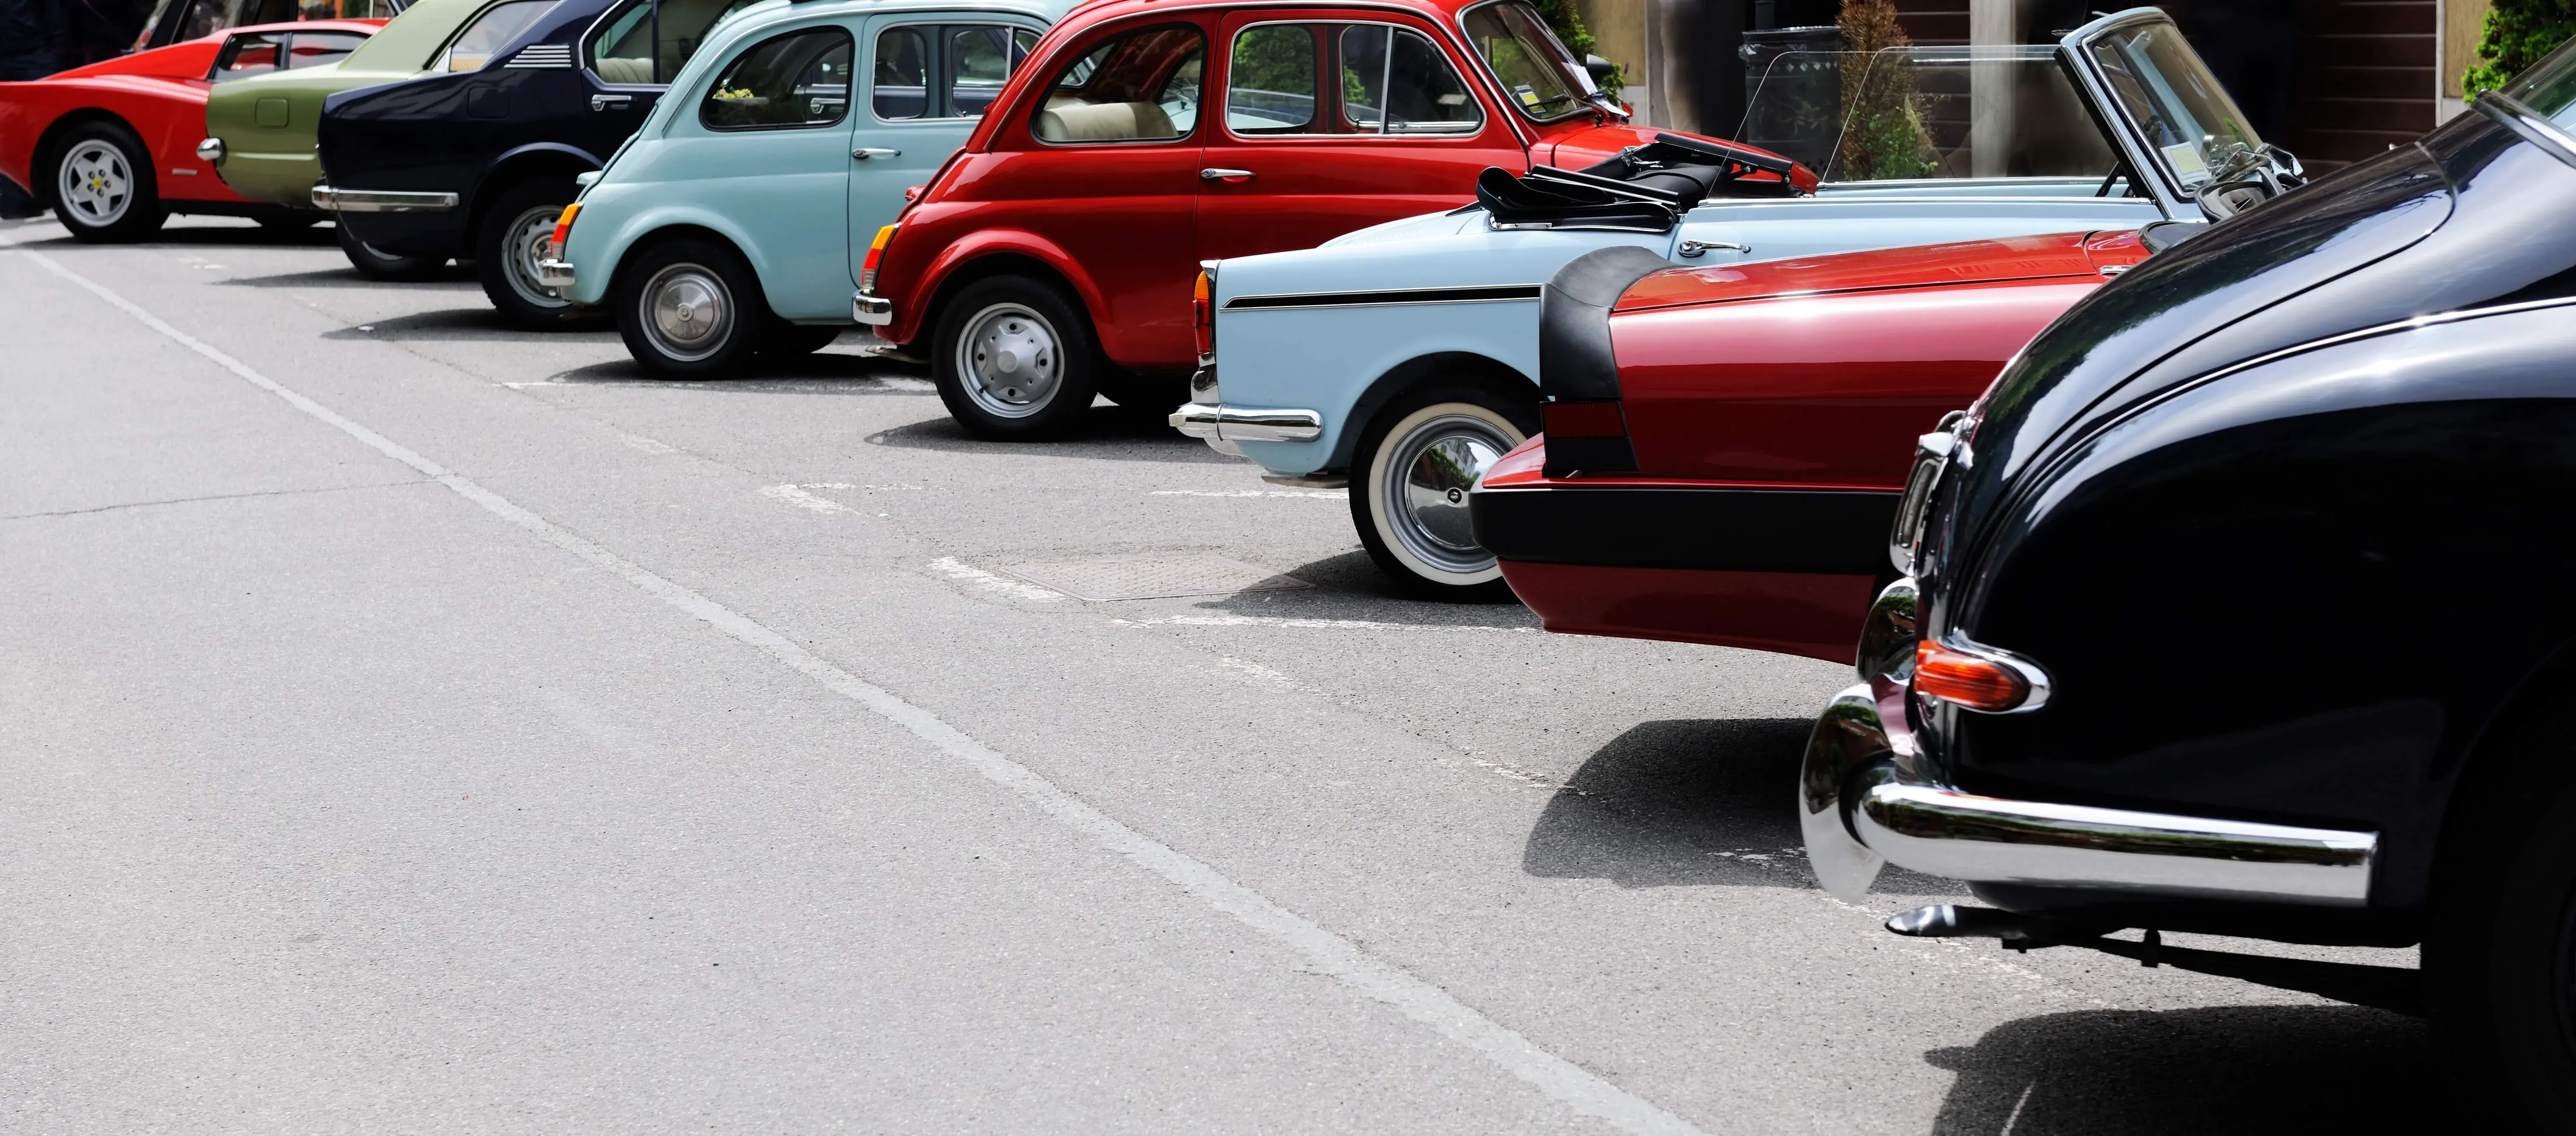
(540, 0, 1060, 374)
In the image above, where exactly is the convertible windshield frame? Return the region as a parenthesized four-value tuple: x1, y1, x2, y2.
(2064, 8, 2262, 206)
(1454, 0, 1602, 125)
(2475, 38, 2576, 170)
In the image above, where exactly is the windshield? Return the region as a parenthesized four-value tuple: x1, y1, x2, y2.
(2487, 36, 2576, 167)
(1741, 46, 2118, 183)
(2084, 20, 2262, 193)
(1458, 0, 1598, 122)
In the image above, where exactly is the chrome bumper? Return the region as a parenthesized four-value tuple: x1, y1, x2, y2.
(536, 258, 575, 290)
(1801, 583, 2377, 908)
(851, 292, 893, 325)
(1168, 403, 1323, 443)
(311, 186, 458, 213)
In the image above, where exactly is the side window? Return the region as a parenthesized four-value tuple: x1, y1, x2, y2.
(701, 26, 853, 130)
(1032, 23, 1203, 144)
(286, 30, 366, 69)
(441, 0, 553, 73)
(873, 27, 928, 119)
(946, 26, 1020, 118)
(1339, 26, 1480, 134)
(210, 31, 285, 80)
(1225, 24, 1315, 133)
(587, 0, 755, 85)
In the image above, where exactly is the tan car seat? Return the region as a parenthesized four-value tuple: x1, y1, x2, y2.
(1035, 100, 1174, 141)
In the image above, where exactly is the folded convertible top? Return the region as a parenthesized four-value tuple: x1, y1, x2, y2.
(1476, 133, 1805, 232)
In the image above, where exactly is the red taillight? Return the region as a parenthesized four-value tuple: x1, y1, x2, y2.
(546, 202, 580, 260)
(1191, 269, 1213, 357)
(1914, 641, 2037, 713)
(860, 223, 896, 292)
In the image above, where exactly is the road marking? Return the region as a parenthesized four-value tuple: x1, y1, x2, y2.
(1117, 614, 1537, 633)
(1150, 489, 1345, 499)
(622, 433, 677, 454)
(930, 556, 1062, 603)
(21, 244, 1710, 1136)
(759, 483, 852, 514)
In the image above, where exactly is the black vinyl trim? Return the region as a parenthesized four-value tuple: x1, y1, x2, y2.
(1222, 284, 1543, 311)
(1471, 483, 1901, 574)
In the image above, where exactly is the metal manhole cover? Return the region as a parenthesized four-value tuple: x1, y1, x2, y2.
(1001, 554, 1311, 601)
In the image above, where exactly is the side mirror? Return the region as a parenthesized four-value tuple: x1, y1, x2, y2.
(1585, 54, 1617, 89)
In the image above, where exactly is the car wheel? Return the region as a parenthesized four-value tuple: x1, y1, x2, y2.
(50, 124, 164, 243)
(477, 177, 582, 329)
(337, 222, 444, 281)
(2430, 719, 2576, 1130)
(931, 276, 1100, 440)
(756, 319, 841, 357)
(1350, 388, 1532, 601)
(616, 236, 765, 379)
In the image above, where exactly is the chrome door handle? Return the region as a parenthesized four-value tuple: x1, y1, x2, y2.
(1677, 239, 1749, 258)
(589, 93, 631, 111)
(1199, 168, 1255, 181)
(851, 147, 903, 160)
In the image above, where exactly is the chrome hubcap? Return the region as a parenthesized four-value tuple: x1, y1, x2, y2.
(955, 302, 1061, 418)
(501, 204, 569, 308)
(58, 140, 133, 227)
(641, 263, 733, 362)
(1382, 413, 1513, 575)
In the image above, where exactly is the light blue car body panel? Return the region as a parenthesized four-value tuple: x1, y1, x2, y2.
(558, 0, 1060, 318)
(1198, 7, 2211, 476)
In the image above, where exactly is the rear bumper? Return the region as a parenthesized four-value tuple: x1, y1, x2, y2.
(1169, 403, 1324, 444)
(1800, 588, 2379, 908)
(852, 292, 893, 325)
(1469, 478, 1900, 575)
(537, 258, 576, 290)
(311, 185, 457, 213)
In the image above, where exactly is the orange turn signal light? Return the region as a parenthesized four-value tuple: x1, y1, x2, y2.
(546, 202, 580, 259)
(860, 223, 897, 292)
(1191, 269, 1213, 356)
(1915, 640, 2031, 713)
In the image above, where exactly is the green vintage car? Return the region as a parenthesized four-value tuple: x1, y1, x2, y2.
(201, 0, 534, 276)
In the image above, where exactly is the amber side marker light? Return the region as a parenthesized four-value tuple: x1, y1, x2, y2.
(546, 202, 581, 259)
(1191, 270, 1213, 357)
(860, 224, 897, 292)
(1914, 640, 2047, 713)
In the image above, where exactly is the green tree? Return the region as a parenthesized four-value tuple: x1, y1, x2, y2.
(2464, 0, 2576, 95)
(1835, 0, 1934, 179)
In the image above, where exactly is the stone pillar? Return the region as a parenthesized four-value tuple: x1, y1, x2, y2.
(1968, 0, 2014, 176)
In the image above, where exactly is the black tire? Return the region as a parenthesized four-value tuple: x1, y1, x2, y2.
(337, 222, 444, 281)
(616, 236, 767, 379)
(2429, 708, 2576, 1132)
(930, 275, 1101, 440)
(49, 122, 164, 243)
(1348, 383, 1535, 602)
(1095, 370, 1187, 410)
(757, 319, 841, 357)
(476, 177, 583, 329)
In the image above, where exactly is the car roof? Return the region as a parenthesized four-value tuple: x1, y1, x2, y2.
(1057, 0, 1497, 23)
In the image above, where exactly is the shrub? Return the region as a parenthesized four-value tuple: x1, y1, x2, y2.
(2464, 0, 2576, 95)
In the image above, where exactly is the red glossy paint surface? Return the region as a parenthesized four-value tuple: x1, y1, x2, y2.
(868, 0, 1806, 366)
(0, 22, 380, 205)
(1498, 558, 1877, 662)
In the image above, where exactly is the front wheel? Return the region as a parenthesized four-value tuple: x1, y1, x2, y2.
(1349, 389, 1532, 601)
(51, 124, 164, 242)
(930, 275, 1101, 440)
(337, 222, 444, 281)
(477, 177, 582, 329)
(616, 236, 766, 378)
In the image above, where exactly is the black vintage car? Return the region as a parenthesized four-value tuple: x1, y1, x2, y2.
(1800, 40, 2576, 1128)
(312, 0, 748, 326)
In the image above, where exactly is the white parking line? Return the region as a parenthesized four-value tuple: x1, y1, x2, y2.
(930, 556, 1062, 602)
(19, 244, 1710, 1136)
(759, 483, 852, 514)
(1150, 489, 1345, 499)
(1117, 614, 1538, 633)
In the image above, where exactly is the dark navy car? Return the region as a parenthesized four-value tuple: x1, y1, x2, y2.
(1801, 35, 2576, 1127)
(311, 0, 751, 325)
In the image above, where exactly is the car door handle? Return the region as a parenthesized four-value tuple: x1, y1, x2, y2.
(1200, 168, 1255, 182)
(589, 94, 631, 111)
(1677, 239, 1750, 258)
(851, 147, 902, 160)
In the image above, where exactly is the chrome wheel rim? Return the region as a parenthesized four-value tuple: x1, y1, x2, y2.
(640, 262, 734, 363)
(58, 140, 133, 227)
(500, 204, 569, 309)
(954, 302, 1061, 418)
(1380, 411, 1513, 576)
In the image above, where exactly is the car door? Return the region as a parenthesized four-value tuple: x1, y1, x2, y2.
(1194, 11, 1524, 262)
(848, 16, 1044, 285)
(673, 20, 861, 319)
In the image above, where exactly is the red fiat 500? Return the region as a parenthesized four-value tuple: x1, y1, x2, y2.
(1468, 227, 2168, 662)
(856, 0, 1788, 438)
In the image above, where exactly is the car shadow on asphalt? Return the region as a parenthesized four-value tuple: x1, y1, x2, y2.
(221, 265, 478, 290)
(864, 402, 1244, 462)
(1924, 1004, 2437, 1134)
(1183, 550, 1544, 628)
(314, 308, 616, 342)
(2, 221, 341, 250)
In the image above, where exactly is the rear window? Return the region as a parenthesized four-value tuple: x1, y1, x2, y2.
(1032, 23, 1204, 144)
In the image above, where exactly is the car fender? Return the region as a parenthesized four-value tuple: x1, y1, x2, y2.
(907, 226, 1104, 343)
(572, 190, 778, 308)
(465, 141, 603, 228)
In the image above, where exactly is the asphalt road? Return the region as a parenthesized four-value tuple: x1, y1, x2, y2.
(1, 216, 2444, 1133)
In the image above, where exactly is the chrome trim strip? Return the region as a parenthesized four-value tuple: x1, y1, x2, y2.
(311, 186, 457, 213)
(1167, 403, 1323, 443)
(2476, 91, 2576, 171)
(851, 293, 893, 325)
(1222, 284, 1542, 312)
(505, 43, 574, 68)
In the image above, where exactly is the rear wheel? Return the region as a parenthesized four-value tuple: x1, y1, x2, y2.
(477, 177, 582, 329)
(337, 222, 444, 281)
(930, 275, 1101, 440)
(2430, 711, 2576, 1131)
(1349, 387, 1531, 601)
(51, 124, 164, 243)
(617, 236, 765, 379)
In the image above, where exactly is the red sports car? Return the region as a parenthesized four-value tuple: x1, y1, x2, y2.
(1467, 227, 2164, 662)
(0, 19, 379, 242)
(853, 0, 1813, 439)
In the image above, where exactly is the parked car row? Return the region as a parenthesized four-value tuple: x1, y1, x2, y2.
(11, 0, 2575, 1120)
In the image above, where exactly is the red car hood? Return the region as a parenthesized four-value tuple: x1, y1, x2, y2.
(1616, 230, 2146, 315)
(1539, 121, 1820, 193)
